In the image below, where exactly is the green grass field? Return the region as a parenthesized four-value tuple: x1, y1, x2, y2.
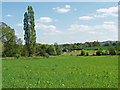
(2, 56, 118, 88)
(84, 46, 114, 50)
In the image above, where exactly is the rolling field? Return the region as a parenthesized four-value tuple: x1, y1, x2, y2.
(2, 56, 118, 88)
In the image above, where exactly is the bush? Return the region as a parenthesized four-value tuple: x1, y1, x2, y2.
(102, 51, 105, 55)
(86, 52, 89, 56)
(96, 50, 103, 56)
(108, 46, 116, 55)
(70, 54, 73, 56)
(117, 52, 120, 55)
(77, 54, 81, 56)
(44, 53, 49, 58)
(93, 53, 95, 56)
(105, 50, 109, 55)
(15, 54, 21, 59)
(81, 50, 86, 56)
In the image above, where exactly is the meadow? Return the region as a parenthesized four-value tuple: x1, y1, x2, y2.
(2, 55, 118, 88)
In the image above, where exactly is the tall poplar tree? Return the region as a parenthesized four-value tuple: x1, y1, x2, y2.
(24, 6, 36, 56)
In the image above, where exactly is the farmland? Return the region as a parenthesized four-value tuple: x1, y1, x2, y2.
(2, 56, 118, 88)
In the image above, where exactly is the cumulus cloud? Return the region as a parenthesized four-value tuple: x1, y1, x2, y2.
(53, 7, 70, 13)
(104, 21, 115, 24)
(68, 24, 90, 32)
(35, 23, 56, 31)
(42, 30, 62, 36)
(79, 16, 93, 20)
(15, 24, 23, 27)
(37, 17, 52, 23)
(88, 31, 98, 34)
(53, 5, 71, 13)
(96, 6, 118, 13)
(65, 5, 71, 8)
(35, 23, 62, 36)
(6, 14, 12, 17)
(80, 6, 118, 20)
(95, 6, 118, 18)
(67, 23, 117, 33)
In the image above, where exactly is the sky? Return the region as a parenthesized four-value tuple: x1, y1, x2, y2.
(2, 2, 118, 44)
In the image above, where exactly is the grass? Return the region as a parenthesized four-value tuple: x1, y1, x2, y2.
(84, 46, 111, 50)
(2, 56, 118, 88)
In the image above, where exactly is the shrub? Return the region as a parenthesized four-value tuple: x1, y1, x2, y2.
(86, 52, 89, 56)
(81, 50, 86, 56)
(108, 46, 116, 55)
(70, 54, 73, 56)
(102, 51, 105, 55)
(105, 50, 109, 55)
(96, 50, 103, 56)
(15, 54, 21, 59)
(44, 53, 49, 58)
(93, 53, 95, 56)
(77, 54, 81, 56)
(117, 52, 120, 55)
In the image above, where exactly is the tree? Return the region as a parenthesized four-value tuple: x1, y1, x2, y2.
(96, 50, 103, 56)
(24, 6, 36, 56)
(86, 52, 89, 56)
(47, 45, 57, 55)
(0, 22, 21, 57)
(115, 42, 120, 51)
(108, 46, 116, 55)
(81, 50, 86, 56)
(105, 50, 109, 55)
(54, 42, 62, 55)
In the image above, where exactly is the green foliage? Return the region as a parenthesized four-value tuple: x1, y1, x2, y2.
(105, 50, 109, 55)
(2, 56, 118, 88)
(108, 46, 116, 55)
(84, 46, 110, 50)
(47, 45, 57, 55)
(54, 42, 62, 55)
(14, 54, 21, 59)
(0, 22, 22, 57)
(44, 53, 49, 58)
(117, 51, 120, 55)
(92, 53, 95, 56)
(81, 50, 86, 56)
(96, 50, 103, 56)
(86, 52, 89, 56)
(24, 6, 36, 57)
(115, 42, 120, 51)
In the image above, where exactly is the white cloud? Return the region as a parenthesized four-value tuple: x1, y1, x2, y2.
(67, 23, 117, 33)
(15, 24, 23, 27)
(79, 6, 118, 20)
(53, 7, 70, 13)
(79, 16, 93, 20)
(36, 23, 56, 31)
(42, 30, 62, 36)
(104, 21, 115, 24)
(37, 17, 52, 23)
(95, 6, 118, 18)
(96, 6, 118, 13)
(6, 14, 12, 17)
(94, 14, 106, 18)
(68, 24, 90, 32)
(65, 5, 71, 8)
(35, 23, 62, 36)
(88, 31, 97, 34)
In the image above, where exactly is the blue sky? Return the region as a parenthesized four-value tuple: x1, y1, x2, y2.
(2, 2, 118, 44)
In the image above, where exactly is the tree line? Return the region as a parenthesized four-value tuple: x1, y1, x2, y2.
(0, 6, 120, 58)
(1, 21, 119, 58)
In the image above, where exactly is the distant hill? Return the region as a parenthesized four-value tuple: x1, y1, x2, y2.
(100, 41, 119, 44)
